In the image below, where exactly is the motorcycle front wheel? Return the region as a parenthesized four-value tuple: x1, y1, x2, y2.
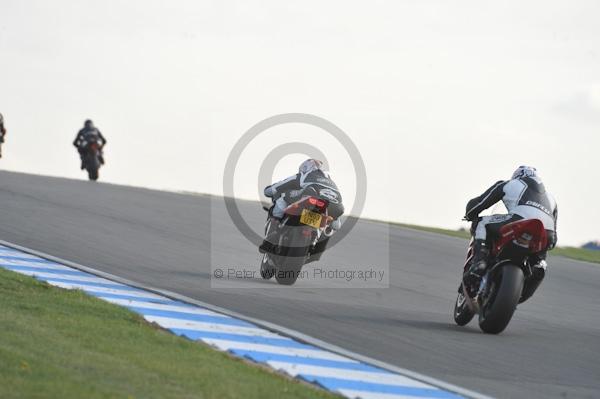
(453, 287, 475, 326)
(260, 254, 275, 280)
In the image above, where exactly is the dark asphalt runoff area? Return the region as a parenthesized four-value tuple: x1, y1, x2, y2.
(1, 171, 598, 398)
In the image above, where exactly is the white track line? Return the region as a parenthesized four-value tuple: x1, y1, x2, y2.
(339, 390, 436, 399)
(0, 260, 74, 269)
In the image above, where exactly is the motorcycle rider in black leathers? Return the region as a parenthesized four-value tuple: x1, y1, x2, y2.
(463, 166, 558, 301)
(0, 113, 6, 158)
(259, 159, 344, 254)
(73, 119, 107, 169)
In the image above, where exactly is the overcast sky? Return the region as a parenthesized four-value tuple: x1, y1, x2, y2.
(1, 1, 598, 245)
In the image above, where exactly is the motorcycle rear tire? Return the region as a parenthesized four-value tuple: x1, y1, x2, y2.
(274, 267, 300, 285)
(272, 227, 310, 286)
(478, 264, 524, 334)
(88, 169, 99, 181)
(86, 157, 100, 181)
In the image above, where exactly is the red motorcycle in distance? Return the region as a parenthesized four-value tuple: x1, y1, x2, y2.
(80, 137, 103, 181)
(453, 218, 548, 334)
(260, 189, 335, 285)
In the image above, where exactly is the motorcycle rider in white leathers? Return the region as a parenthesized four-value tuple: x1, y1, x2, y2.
(463, 166, 558, 300)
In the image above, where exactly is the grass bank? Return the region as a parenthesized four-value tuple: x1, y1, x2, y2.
(0, 268, 337, 399)
(393, 223, 600, 264)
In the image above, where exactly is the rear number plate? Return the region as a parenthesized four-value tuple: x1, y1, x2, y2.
(300, 209, 322, 228)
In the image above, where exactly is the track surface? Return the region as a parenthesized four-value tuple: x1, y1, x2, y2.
(1, 171, 599, 398)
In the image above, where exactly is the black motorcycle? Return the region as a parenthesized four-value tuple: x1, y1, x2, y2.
(260, 189, 335, 285)
(453, 218, 549, 334)
(0, 112, 5, 158)
(80, 137, 102, 181)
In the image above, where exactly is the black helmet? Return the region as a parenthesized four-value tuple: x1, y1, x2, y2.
(84, 119, 93, 127)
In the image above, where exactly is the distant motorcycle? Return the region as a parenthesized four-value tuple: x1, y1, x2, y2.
(0, 112, 6, 158)
(260, 187, 335, 285)
(453, 218, 548, 334)
(80, 136, 103, 181)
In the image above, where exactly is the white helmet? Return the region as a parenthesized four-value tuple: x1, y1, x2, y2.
(299, 159, 323, 175)
(512, 165, 538, 180)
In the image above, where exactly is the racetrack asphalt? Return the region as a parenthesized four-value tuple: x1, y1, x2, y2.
(0, 170, 598, 399)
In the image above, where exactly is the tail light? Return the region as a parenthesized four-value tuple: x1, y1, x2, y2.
(308, 197, 326, 208)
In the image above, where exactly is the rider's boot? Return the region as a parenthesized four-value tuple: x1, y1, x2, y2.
(259, 218, 280, 254)
(463, 239, 489, 295)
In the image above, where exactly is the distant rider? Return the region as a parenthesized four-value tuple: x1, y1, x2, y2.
(260, 159, 344, 253)
(463, 166, 558, 300)
(73, 119, 107, 169)
(0, 113, 6, 158)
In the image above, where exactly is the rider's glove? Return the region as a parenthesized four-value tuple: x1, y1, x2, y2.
(324, 219, 341, 237)
(330, 219, 342, 231)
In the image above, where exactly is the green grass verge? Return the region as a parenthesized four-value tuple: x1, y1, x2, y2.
(0, 268, 338, 399)
(391, 222, 471, 239)
(550, 247, 600, 264)
(392, 223, 600, 265)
